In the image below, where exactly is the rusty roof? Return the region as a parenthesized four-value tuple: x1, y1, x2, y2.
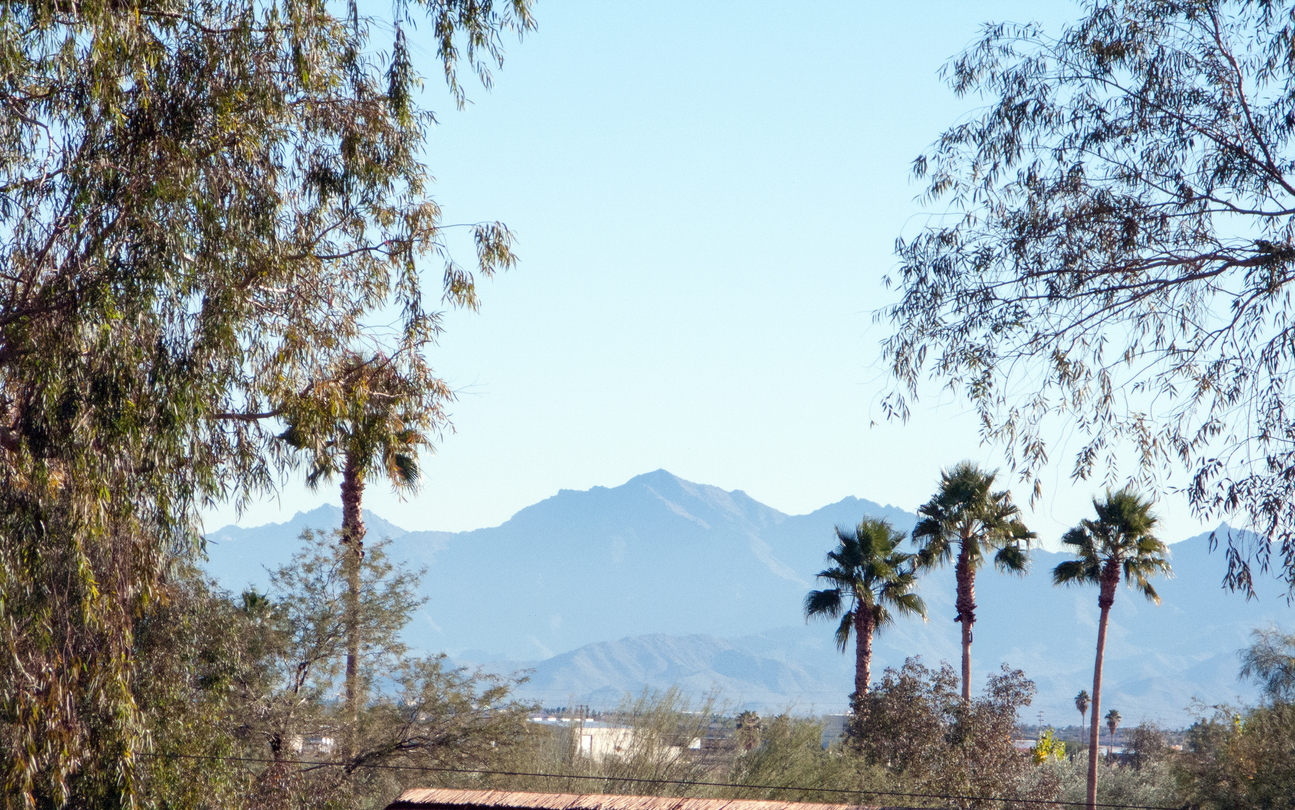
(385, 788, 888, 810)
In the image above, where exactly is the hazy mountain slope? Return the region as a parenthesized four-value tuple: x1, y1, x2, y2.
(204, 471, 1294, 725)
(202, 503, 436, 593)
(395, 470, 818, 659)
(515, 633, 849, 711)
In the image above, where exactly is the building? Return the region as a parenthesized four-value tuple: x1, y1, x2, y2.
(573, 724, 701, 764)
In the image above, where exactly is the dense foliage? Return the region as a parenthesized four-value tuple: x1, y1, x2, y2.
(911, 462, 1033, 702)
(851, 658, 1050, 809)
(1176, 705, 1295, 808)
(804, 518, 926, 708)
(0, 1, 531, 806)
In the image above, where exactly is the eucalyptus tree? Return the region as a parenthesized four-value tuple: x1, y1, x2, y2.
(1240, 625, 1295, 703)
(881, 0, 1295, 599)
(1054, 490, 1171, 810)
(911, 462, 1035, 702)
(805, 518, 927, 711)
(0, 1, 533, 806)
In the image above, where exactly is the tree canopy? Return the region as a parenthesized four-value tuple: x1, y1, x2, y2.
(911, 461, 1033, 701)
(0, 1, 532, 806)
(882, 0, 1295, 597)
(804, 517, 926, 705)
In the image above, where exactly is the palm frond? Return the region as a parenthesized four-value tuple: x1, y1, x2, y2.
(834, 611, 854, 652)
(1055, 489, 1171, 597)
(890, 591, 926, 620)
(304, 461, 336, 491)
(993, 542, 1029, 574)
(808, 517, 924, 654)
(1136, 578, 1161, 604)
(278, 423, 309, 449)
(805, 588, 843, 619)
(388, 452, 420, 488)
(872, 603, 892, 629)
(1053, 559, 1097, 586)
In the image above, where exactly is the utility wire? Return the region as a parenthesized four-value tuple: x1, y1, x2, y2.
(139, 752, 1185, 810)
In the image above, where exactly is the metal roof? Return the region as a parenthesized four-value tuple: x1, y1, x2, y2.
(386, 788, 888, 810)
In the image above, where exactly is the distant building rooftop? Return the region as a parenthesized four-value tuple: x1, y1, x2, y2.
(385, 789, 889, 810)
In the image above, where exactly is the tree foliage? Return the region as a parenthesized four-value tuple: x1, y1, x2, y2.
(804, 517, 926, 706)
(1239, 623, 1295, 703)
(1177, 704, 1295, 809)
(0, 1, 533, 805)
(882, 0, 1295, 597)
(1053, 488, 1170, 810)
(911, 462, 1034, 702)
(132, 530, 534, 810)
(850, 657, 1048, 809)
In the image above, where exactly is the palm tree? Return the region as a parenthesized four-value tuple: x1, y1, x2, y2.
(1105, 708, 1121, 756)
(281, 353, 431, 753)
(911, 462, 1035, 702)
(1053, 489, 1171, 810)
(1075, 689, 1090, 749)
(805, 517, 927, 712)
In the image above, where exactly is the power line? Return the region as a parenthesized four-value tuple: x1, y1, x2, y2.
(139, 752, 1185, 810)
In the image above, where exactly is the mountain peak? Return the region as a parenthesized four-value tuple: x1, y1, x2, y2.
(205, 503, 409, 543)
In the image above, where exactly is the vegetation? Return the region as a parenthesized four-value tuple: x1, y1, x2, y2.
(1075, 691, 1090, 750)
(132, 530, 534, 810)
(1239, 624, 1295, 703)
(1034, 756, 1179, 810)
(7, 0, 1295, 807)
(499, 634, 1294, 810)
(804, 518, 926, 709)
(911, 462, 1034, 702)
(1105, 710, 1122, 756)
(0, 1, 532, 806)
(851, 658, 1051, 809)
(1176, 703, 1295, 809)
(1053, 490, 1171, 810)
(881, 0, 1295, 598)
(281, 353, 433, 756)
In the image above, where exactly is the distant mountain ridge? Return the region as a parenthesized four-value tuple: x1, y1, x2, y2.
(204, 469, 1292, 725)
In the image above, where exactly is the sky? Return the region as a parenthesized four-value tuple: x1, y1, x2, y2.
(203, 1, 1217, 550)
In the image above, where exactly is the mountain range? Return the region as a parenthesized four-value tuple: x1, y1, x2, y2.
(203, 469, 1294, 725)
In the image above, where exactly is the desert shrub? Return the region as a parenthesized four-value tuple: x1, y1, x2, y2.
(1024, 757, 1180, 810)
(1175, 704, 1295, 810)
(1125, 722, 1171, 771)
(850, 657, 1050, 809)
(726, 714, 887, 802)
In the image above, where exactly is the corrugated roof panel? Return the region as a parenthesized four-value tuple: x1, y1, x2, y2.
(385, 788, 886, 810)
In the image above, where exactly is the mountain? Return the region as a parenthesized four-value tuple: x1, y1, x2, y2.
(514, 633, 850, 712)
(203, 470, 1294, 725)
(203, 504, 419, 591)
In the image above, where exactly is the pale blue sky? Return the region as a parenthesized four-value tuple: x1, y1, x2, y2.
(206, 1, 1214, 549)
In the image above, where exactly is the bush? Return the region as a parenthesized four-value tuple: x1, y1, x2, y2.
(1024, 757, 1180, 810)
(850, 657, 1051, 809)
(1175, 704, 1295, 809)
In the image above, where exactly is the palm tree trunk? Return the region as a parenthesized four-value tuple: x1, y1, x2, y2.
(854, 608, 875, 706)
(1085, 566, 1119, 810)
(340, 451, 367, 758)
(954, 540, 976, 703)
